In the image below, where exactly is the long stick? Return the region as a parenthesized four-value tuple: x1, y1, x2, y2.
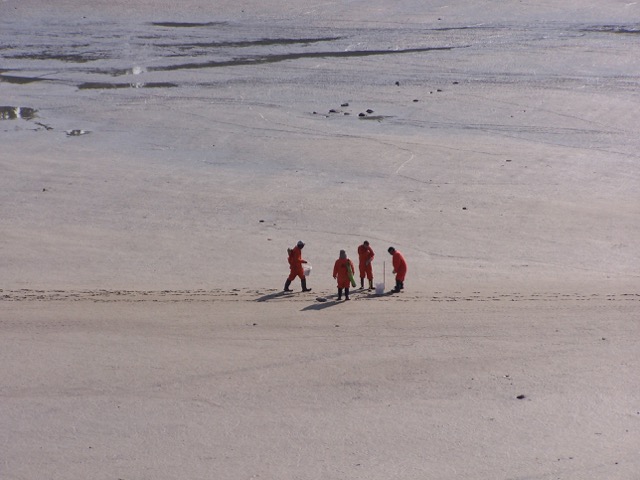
(383, 261, 386, 288)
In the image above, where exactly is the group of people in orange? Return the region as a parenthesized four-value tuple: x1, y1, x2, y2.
(284, 240, 408, 301)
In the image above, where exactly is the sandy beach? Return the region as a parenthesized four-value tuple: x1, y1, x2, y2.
(2, 1, 639, 479)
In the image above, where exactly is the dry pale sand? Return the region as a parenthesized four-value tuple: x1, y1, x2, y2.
(1, 1, 639, 479)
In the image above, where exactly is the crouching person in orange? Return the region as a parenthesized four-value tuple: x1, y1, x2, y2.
(333, 250, 355, 301)
(284, 240, 311, 292)
(387, 246, 407, 293)
(357, 240, 375, 290)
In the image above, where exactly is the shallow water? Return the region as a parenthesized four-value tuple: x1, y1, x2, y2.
(3, 15, 637, 92)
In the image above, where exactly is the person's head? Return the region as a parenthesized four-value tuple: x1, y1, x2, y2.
(297, 240, 305, 249)
(339, 250, 347, 259)
(388, 246, 396, 255)
(363, 240, 369, 247)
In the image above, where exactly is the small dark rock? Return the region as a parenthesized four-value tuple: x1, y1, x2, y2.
(359, 112, 366, 117)
(366, 109, 374, 114)
(453, 81, 459, 85)
(413, 99, 419, 102)
(341, 102, 349, 107)
(516, 394, 526, 400)
(395, 81, 400, 86)
(437, 89, 443, 92)
(462, 207, 467, 210)
(329, 109, 338, 113)
(259, 219, 264, 223)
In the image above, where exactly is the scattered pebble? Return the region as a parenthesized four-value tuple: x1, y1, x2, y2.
(516, 394, 526, 400)
(366, 109, 374, 114)
(66, 129, 90, 136)
(341, 102, 349, 107)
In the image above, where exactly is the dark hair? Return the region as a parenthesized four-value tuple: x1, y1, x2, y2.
(388, 246, 395, 253)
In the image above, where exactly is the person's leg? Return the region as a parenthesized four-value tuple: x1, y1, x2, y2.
(338, 288, 343, 300)
(345, 287, 350, 300)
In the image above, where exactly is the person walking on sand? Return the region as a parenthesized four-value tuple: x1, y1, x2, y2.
(357, 240, 375, 290)
(284, 240, 311, 292)
(333, 250, 355, 301)
(387, 246, 407, 293)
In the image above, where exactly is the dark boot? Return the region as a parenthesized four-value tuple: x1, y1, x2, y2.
(368, 279, 373, 291)
(360, 278, 364, 289)
(345, 288, 350, 300)
(301, 278, 311, 292)
(338, 288, 343, 300)
(284, 279, 292, 292)
(393, 280, 401, 293)
(399, 281, 404, 291)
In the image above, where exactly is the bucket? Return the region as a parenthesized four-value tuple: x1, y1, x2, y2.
(375, 283, 385, 295)
(303, 265, 312, 277)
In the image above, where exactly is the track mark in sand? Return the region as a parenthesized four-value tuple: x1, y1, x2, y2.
(1, 289, 639, 305)
(394, 154, 414, 175)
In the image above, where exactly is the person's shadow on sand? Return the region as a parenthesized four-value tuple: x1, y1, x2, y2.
(301, 299, 342, 311)
(255, 291, 289, 302)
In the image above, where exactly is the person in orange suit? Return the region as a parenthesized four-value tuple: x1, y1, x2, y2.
(387, 246, 407, 293)
(333, 250, 355, 301)
(357, 240, 375, 290)
(284, 240, 311, 292)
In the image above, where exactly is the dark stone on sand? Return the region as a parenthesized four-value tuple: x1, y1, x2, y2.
(395, 81, 400, 86)
(341, 102, 349, 107)
(366, 109, 374, 113)
(453, 81, 459, 84)
(413, 99, 419, 102)
(329, 109, 338, 113)
(516, 394, 526, 400)
(359, 113, 366, 117)
(437, 89, 443, 92)
(462, 207, 467, 210)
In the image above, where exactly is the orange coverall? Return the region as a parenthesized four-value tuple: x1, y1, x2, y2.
(357, 243, 375, 280)
(392, 250, 407, 282)
(333, 258, 355, 288)
(287, 245, 306, 281)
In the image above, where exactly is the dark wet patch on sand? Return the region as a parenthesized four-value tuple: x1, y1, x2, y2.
(0, 73, 45, 84)
(581, 25, 640, 35)
(149, 45, 456, 72)
(4, 51, 106, 63)
(154, 36, 343, 50)
(151, 21, 228, 28)
(78, 81, 178, 90)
